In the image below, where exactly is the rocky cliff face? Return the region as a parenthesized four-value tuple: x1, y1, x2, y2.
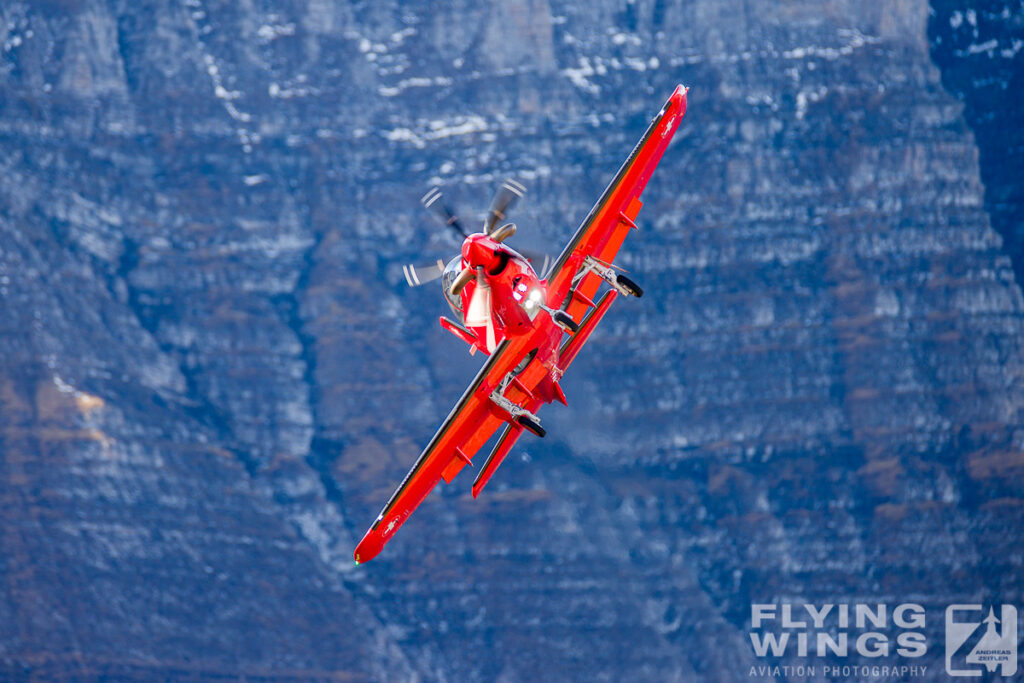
(929, 0, 1024, 282)
(1, 0, 1021, 680)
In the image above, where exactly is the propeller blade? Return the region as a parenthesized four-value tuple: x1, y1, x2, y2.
(485, 309, 497, 352)
(464, 267, 491, 329)
(489, 222, 516, 243)
(483, 178, 525, 235)
(520, 248, 553, 278)
(449, 265, 475, 297)
(402, 259, 447, 287)
(422, 187, 468, 238)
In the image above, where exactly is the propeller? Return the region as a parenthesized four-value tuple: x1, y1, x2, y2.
(403, 177, 552, 288)
(448, 263, 476, 297)
(482, 179, 526, 235)
(402, 259, 447, 287)
(489, 222, 516, 243)
(400, 188, 465, 289)
(522, 250, 552, 278)
(464, 267, 490, 326)
(463, 266, 497, 352)
(421, 187, 468, 238)
(482, 181, 551, 274)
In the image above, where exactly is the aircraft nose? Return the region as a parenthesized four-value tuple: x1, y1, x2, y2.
(462, 234, 498, 269)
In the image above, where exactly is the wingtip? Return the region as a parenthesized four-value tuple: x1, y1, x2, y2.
(663, 85, 688, 120)
(671, 84, 689, 119)
(353, 530, 384, 564)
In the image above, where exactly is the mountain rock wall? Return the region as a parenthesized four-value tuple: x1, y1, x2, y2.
(1, 0, 1021, 679)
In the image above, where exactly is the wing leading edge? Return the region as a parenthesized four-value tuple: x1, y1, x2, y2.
(353, 340, 514, 563)
(547, 84, 687, 316)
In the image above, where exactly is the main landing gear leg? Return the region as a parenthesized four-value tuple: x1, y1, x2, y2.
(579, 256, 644, 298)
(489, 373, 546, 437)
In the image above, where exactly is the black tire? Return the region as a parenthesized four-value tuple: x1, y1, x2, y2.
(517, 414, 546, 438)
(552, 309, 579, 333)
(616, 274, 643, 298)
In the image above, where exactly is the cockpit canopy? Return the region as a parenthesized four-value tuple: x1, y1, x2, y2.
(441, 256, 464, 314)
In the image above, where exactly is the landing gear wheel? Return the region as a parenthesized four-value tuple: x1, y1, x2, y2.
(616, 274, 643, 298)
(552, 310, 579, 334)
(516, 414, 546, 438)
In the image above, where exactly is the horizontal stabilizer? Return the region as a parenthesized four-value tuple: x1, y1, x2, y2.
(440, 316, 478, 346)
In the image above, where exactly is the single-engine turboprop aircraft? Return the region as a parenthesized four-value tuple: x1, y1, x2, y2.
(354, 85, 687, 563)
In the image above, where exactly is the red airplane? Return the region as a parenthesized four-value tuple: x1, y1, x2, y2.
(354, 85, 688, 563)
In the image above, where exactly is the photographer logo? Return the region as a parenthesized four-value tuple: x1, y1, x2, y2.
(945, 604, 1017, 677)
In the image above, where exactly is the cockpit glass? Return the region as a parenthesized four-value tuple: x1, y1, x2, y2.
(441, 256, 464, 313)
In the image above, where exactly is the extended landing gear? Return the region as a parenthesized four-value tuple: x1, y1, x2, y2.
(614, 273, 643, 298)
(516, 414, 546, 438)
(489, 372, 545, 438)
(577, 256, 643, 298)
(530, 299, 580, 334)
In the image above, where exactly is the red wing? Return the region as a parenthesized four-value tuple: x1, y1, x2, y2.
(354, 340, 515, 563)
(547, 85, 687, 321)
